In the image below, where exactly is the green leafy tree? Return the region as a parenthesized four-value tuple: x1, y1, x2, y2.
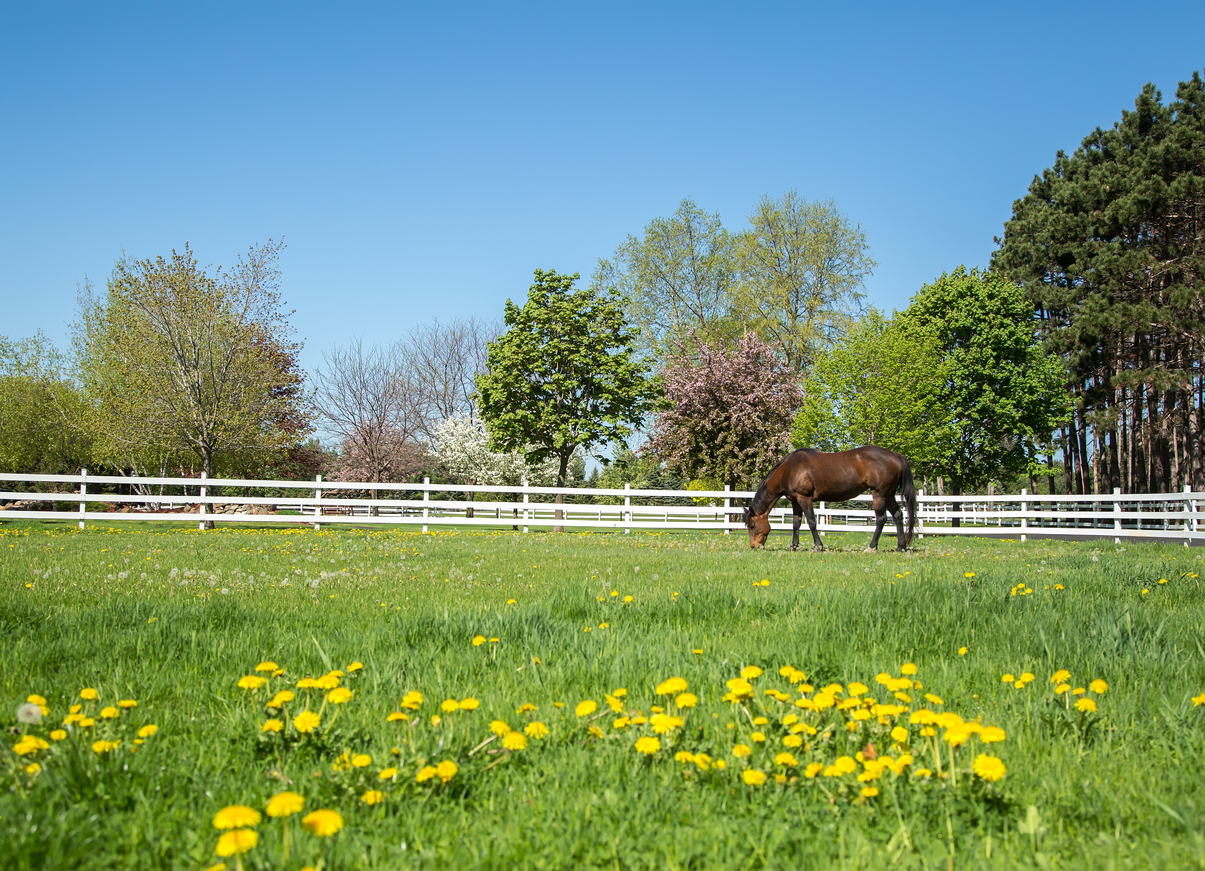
(592, 199, 739, 359)
(0, 332, 93, 476)
(791, 309, 953, 477)
(476, 269, 661, 529)
(734, 191, 875, 374)
(898, 267, 1069, 501)
(74, 242, 311, 520)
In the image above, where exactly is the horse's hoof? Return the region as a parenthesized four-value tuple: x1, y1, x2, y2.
(813, 545, 824, 553)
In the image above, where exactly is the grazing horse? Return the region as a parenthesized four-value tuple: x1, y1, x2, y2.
(742, 446, 917, 551)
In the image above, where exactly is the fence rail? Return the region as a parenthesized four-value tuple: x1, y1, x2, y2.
(0, 471, 1200, 544)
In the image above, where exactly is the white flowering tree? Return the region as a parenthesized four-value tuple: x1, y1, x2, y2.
(433, 413, 559, 489)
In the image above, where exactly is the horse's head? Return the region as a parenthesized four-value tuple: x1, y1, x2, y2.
(744, 505, 770, 549)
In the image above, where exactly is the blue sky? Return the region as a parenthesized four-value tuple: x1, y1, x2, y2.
(3, 2, 1203, 373)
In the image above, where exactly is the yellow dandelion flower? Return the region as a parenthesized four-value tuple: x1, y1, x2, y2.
(958, 647, 968, 656)
(740, 665, 764, 680)
(360, 789, 383, 806)
(890, 725, 909, 743)
(1075, 698, 1097, 713)
(378, 767, 398, 780)
(861, 786, 879, 797)
(1089, 679, 1108, 694)
(1001, 673, 1015, 683)
(732, 744, 751, 758)
(472, 635, 486, 646)
(255, 661, 279, 673)
(261, 719, 283, 733)
(265, 791, 304, 818)
(79, 688, 98, 701)
(973, 753, 1006, 781)
(924, 693, 943, 705)
(213, 805, 262, 829)
(415, 766, 437, 783)
(118, 699, 137, 709)
(238, 675, 266, 691)
(351, 754, 371, 768)
(100, 706, 119, 719)
(900, 663, 917, 675)
(459, 697, 479, 711)
(742, 769, 767, 786)
(91, 739, 120, 754)
(774, 752, 798, 767)
(980, 726, 1006, 743)
(301, 809, 343, 836)
(435, 760, 458, 782)
(575, 700, 598, 717)
(804, 762, 824, 778)
(293, 710, 320, 733)
(634, 736, 661, 755)
(655, 677, 688, 695)
(525, 721, 549, 739)
(49, 729, 66, 741)
(215, 828, 258, 857)
(267, 691, 295, 709)
(138, 724, 158, 738)
(490, 720, 512, 736)
(502, 732, 528, 751)
(440, 698, 460, 713)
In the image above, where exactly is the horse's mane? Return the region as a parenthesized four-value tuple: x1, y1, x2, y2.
(749, 452, 797, 516)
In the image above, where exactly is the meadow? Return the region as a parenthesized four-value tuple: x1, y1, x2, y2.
(2, 519, 1204, 870)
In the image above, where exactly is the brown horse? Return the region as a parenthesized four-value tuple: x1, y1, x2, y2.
(742, 446, 917, 551)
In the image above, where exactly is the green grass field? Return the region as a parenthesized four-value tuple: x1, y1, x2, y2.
(2, 520, 1204, 870)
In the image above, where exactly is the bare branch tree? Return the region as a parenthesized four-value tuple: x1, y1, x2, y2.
(403, 317, 499, 442)
(313, 338, 424, 485)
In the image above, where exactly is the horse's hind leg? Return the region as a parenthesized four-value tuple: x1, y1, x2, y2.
(886, 494, 906, 550)
(790, 500, 803, 550)
(868, 493, 888, 550)
(802, 498, 823, 552)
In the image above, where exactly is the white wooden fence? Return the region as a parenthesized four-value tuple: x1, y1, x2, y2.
(0, 471, 1200, 544)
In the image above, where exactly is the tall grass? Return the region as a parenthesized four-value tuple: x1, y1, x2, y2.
(2, 521, 1203, 869)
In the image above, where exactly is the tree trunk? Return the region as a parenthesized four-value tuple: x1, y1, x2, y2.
(201, 447, 215, 530)
(553, 451, 570, 533)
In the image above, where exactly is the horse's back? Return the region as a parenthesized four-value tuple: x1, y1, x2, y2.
(782, 446, 906, 499)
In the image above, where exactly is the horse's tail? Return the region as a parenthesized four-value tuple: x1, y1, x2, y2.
(899, 457, 918, 548)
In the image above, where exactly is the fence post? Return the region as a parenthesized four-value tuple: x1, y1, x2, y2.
(624, 483, 636, 534)
(916, 490, 924, 538)
(1185, 484, 1194, 547)
(1113, 486, 1122, 544)
(1020, 488, 1028, 543)
(422, 477, 429, 534)
(522, 478, 529, 534)
(313, 474, 322, 531)
(199, 472, 207, 531)
(723, 485, 730, 536)
(77, 469, 87, 532)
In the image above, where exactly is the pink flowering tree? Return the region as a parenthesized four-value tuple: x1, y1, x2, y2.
(649, 333, 803, 489)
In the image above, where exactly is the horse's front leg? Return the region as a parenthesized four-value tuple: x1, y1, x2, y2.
(802, 498, 823, 552)
(791, 500, 803, 550)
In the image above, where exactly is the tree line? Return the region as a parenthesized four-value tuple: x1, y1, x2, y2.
(3, 69, 1202, 502)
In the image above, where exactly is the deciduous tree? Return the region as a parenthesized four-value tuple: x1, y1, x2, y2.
(898, 267, 1068, 501)
(649, 332, 803, 489)
(593, 199, 738, 358)
(74, 241, 308, 487)
(476, 269, 660, 529)
(791, 309, 953, 477)
(734, 192, 874, 374)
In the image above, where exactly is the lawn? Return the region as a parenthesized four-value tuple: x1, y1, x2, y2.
(2, 520, 1204, 869)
